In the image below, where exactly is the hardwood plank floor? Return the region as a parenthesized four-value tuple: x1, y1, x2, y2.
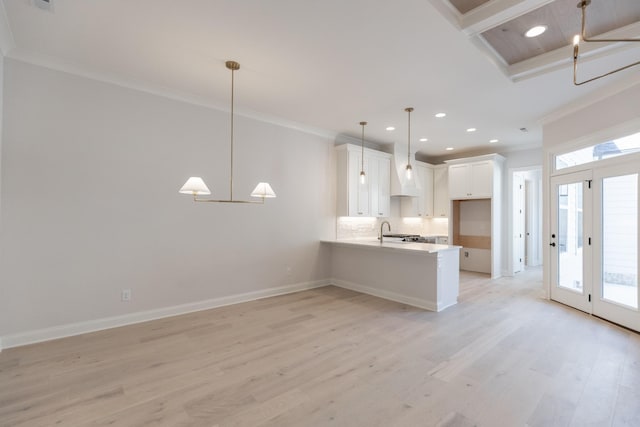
(1, 268, 639, 426)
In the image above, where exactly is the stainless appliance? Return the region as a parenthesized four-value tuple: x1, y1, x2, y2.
(382, 234, 445, 244)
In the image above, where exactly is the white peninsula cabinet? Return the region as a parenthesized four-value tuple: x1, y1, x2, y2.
(336, 144, 391, 218)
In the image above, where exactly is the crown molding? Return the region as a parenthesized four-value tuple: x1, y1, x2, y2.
(6, 48, 337, 140)
(539, 73, 640, 126)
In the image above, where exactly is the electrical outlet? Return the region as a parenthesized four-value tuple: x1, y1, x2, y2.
(121, 289, 131, 302)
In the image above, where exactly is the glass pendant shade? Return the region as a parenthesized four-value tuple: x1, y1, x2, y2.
(251, 182, 277, 198)
(179, 177, 211, 195)
(405, 164, 413, 181)
(359, 171, 366, 185)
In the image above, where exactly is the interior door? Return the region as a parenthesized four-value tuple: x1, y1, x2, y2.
(550, 171, 592, 313)
(513, 174, 525, 273)
(592, 163, 640, 332)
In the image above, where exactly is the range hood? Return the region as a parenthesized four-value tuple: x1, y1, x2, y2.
(390, 143, 419, 197)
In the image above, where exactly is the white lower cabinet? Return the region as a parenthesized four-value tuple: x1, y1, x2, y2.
(336, 144, 391, 217)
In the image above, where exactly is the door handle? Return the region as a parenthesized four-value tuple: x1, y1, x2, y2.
(550, 242, 556, 247)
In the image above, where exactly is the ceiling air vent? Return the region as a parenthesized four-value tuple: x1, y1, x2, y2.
(33, 0, 54, 12)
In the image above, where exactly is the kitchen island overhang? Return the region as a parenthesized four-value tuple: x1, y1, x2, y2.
(323, 240, 461, 312)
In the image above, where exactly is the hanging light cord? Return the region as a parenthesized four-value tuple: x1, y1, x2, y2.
(405, 107, 413, 168)
(360, 122, 366, 172)
(229, 63, 235, 200)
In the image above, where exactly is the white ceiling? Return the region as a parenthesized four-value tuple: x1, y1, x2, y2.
(2, 0, 640, 159)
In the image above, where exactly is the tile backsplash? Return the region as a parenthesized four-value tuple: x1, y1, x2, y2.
(337, 216, 448, 240)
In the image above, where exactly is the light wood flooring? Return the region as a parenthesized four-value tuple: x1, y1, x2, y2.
(1, 268, 639, 426)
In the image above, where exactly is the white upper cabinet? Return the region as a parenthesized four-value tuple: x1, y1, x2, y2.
(448, 160, 494, 199)
(336, 144, 391, 217)
(371, 155, 391, 217)
(433, 165, 449, 217)
(401, 162, 434, 217)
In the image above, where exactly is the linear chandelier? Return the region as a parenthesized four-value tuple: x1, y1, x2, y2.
(179, 60, 276, 203)
(573, 0, 640, 86)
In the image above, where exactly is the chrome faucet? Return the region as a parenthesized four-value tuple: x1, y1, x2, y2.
(379, 221, 391, 243)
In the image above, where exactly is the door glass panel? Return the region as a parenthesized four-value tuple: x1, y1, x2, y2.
(558, 182, 584, 292)
(602, 174, 638, 309)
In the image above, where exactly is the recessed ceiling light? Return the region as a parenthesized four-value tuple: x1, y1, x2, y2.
(386, 126, 395, 131)
(419, 138, 428, 142)
(466, 128, 476, 132)
(525, 25, 547, 38)
(435, 113, 446, 118)
(445, 147, 454, 151)
(489, 139, 498, 143)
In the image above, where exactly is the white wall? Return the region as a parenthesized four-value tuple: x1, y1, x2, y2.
(0, 59, 336, 343)
(543, 83, 640, 150)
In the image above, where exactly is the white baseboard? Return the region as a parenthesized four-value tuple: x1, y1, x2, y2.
(329, 278, 438, 312)
(0, 280, 330, 351)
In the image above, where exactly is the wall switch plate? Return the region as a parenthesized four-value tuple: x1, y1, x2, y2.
(121, 289, 131, 302)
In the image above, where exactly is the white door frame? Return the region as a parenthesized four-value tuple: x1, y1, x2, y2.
(507, 166, 542, 276)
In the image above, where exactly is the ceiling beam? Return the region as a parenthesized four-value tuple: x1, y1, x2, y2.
(461, 0, 555, 36)
(508, 21, 640, 81)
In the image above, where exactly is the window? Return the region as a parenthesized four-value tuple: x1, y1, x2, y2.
(555, 131, 640, 171)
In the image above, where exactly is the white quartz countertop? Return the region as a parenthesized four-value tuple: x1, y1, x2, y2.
(322, 239, 461, 254)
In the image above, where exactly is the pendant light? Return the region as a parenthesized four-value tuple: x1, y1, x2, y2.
(405, 107, 414, 181)
(359, 121, 367, 185)
(179, 60, 276, 203)
(572, 0, 640, 86)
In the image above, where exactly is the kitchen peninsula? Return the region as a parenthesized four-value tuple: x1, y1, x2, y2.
(323, 239, 460, 312)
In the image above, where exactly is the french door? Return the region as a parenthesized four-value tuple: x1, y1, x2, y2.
(550, 165, 640, 332)
(592, 163, 639, 330)
(550, 171, 592, 313)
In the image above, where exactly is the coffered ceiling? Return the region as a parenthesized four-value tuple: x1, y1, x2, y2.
(1, 0, 639, 158)
(433, 0, 640, 82)
(450, 0, 492, 15)
(481, 0, 640, 65)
